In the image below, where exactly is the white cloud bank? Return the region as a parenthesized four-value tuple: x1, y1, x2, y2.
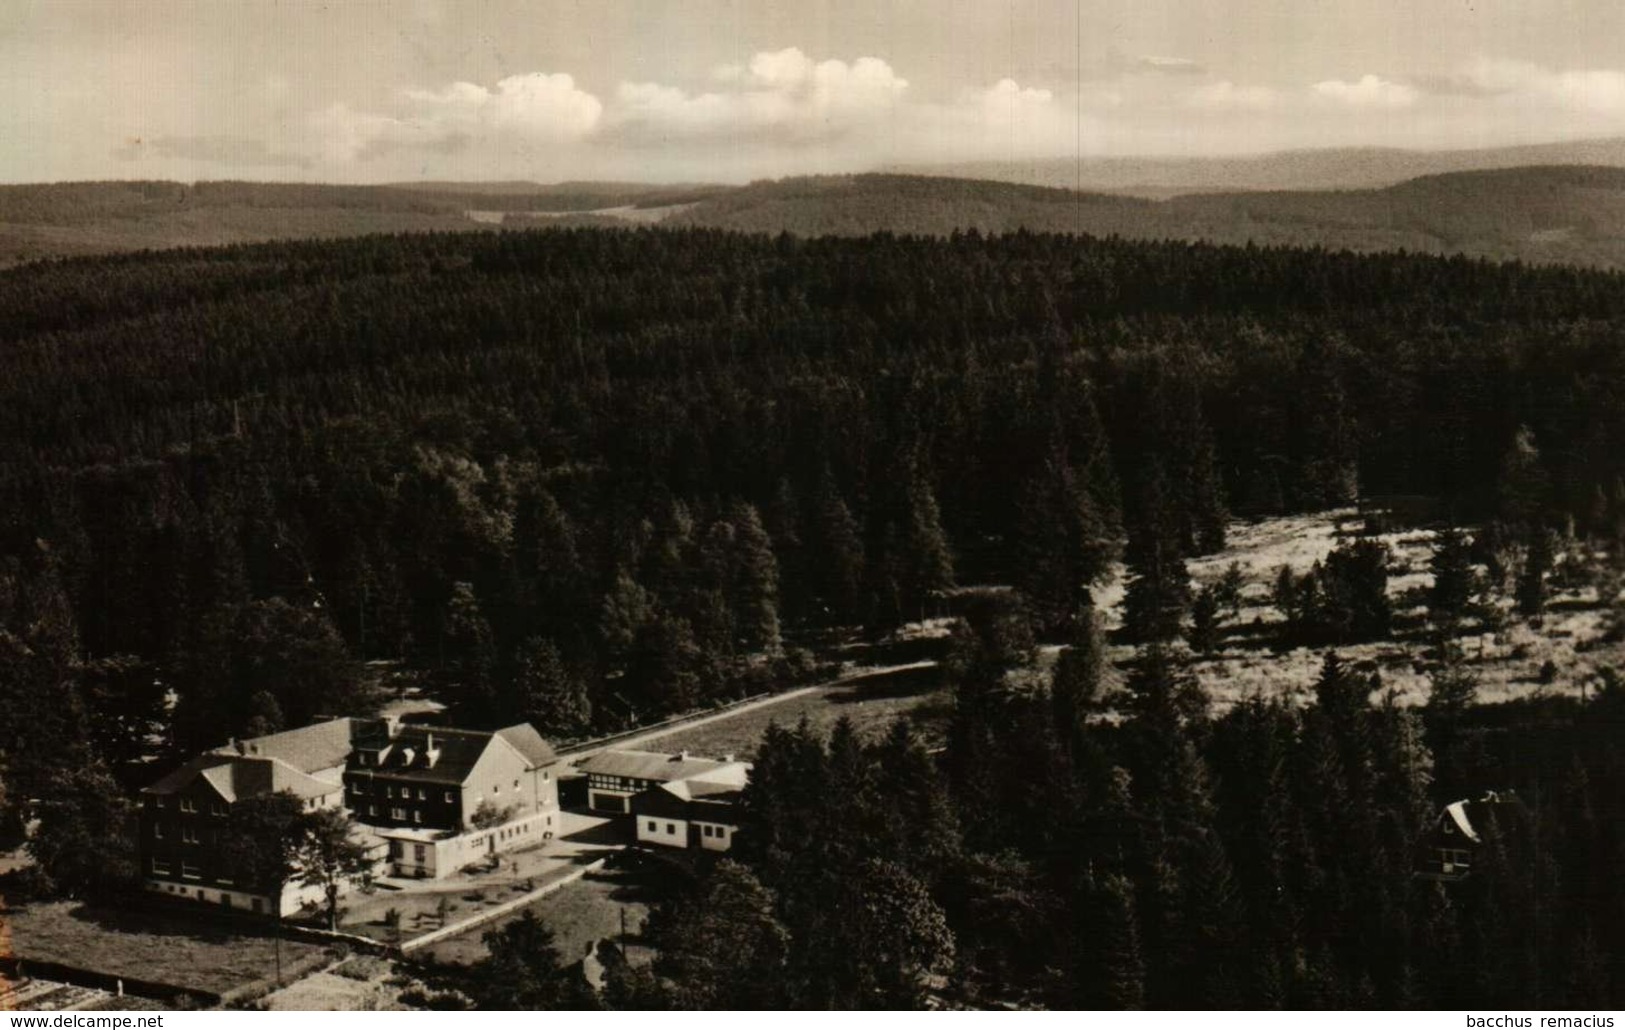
(1312, 74, 1418, 108)
(227, 53, 1625, 179)
(609, 47, 909, 143)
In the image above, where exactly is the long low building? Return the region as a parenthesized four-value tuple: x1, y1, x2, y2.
(139, 716, 562, 914)
(576, 748, 749, 853)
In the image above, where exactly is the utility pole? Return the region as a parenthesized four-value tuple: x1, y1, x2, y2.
(619, 905, 628, 961)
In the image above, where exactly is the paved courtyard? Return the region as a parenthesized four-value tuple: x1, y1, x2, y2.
(337, 811, 625, 943)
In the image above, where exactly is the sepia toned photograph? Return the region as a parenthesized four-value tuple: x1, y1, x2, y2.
(1, 0, 1624, 1015)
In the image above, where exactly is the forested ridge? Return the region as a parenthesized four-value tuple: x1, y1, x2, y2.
(18, 167, 1625, 270)
(4, 225, 1625, 1007)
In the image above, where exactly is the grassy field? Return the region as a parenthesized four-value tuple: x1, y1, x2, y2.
(652, 662, 951, 761)
(414, 864, 660, 969)
(0, 899, 325, 997)
(1122, 509, 1625, 710)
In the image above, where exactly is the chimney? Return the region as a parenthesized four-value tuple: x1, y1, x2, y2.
(722, 753, 735, 763)
(677, 750, 690, 761)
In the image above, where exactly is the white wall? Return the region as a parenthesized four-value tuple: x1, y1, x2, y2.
(637, 816, 688, 848)
(694, 821, 734, 852)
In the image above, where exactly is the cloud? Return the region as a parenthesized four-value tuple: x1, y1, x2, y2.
(1311, 74, 1419, 109)
(1188, 80, 1280, 111)
(1456, 58, 1625, 114)
(609, 47, 908, 145)
(315, 71, 602, 162)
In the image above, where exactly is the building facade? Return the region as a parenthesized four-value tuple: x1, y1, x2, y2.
(138, 717, 563, 911)
(576, 748, 749, 852)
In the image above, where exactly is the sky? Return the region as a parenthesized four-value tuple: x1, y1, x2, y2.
(5, 0, 1625, 184)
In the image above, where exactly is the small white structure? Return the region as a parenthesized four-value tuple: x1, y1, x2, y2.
(629, 761, 749, 852)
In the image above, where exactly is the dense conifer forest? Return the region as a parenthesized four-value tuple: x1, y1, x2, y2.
(4, 225, 1625, 1008)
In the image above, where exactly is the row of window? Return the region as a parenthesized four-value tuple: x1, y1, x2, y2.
(644, 820, 731, 838)
(153, 823, 205, 843)
(150, 858, 206, 879)
(589, 774, 647, 792)
(153, 881, 261, 911)
(363, 804, 428, 825)
(387, 841, 431, 862)
(148, 797, 228, 816)
(353, 782, 454, 803)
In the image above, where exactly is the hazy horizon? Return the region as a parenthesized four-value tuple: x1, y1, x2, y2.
(9, 1, 1625, 186)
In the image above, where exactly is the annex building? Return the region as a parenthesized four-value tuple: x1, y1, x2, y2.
(138, 716, 561, 915)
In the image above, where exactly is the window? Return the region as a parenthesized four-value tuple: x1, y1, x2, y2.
(444, 791, 454, 803)
(388, 841, 402, 859)
(181, 861, 201, 880)
(702, 825, 713, 837)
(368, 805, 378, 817)
(384, 785, 394, 799)
(179, 798, 196, 813)
(151, 858, 171, 876)
(417, 787, 427, 800)
(413, 844, 426, 861)
(493, 784, 501, 795)
(543, 771, 550, 781)
(647, 820, 656, 832)
(412, 810, 423, 825)
(210, 802, 227, 817)
(153, 823, 164, 840)
(391, 807, 407, 820)
(513, 779, 519, 789)
(181, 825, 199, 844)
(667, 823, 676, 834)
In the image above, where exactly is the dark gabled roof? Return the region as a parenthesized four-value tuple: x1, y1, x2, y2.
(143, 754, 232, 797)
(210, 718, 356, 773)
(576, 749, 744, 783)
(348, 724, 559, 785)
(631, 780, 744, 822)
(495, 723, 558, 768)
(143, 753, 341, 802)
(348, 726, 489, 785)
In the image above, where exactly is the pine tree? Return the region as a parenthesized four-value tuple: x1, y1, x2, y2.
(1517, 526, 1552, 617)
(1051, 605, 1106, 755)
(441, 581, 497, 718)
(1094, 873, 1146, 1009)
(649, 861, 790, 1009)
(470, 911, 600, 1009)
(1428, 527, 1476, 630)
(810, 473, 865, 622)
(510, 636, 592, 737)
(726, 501, 782, 653)
(901, 472, 955, 619)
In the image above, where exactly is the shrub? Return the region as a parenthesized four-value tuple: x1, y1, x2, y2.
(336, 955, 392, 981)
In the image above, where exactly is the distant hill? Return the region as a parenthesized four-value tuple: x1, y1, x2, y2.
(13, 165, 1625, 269)
(667, 167, 1625, 269)
(888, 137, 1625, 196)
(0, 180, 723, 267)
